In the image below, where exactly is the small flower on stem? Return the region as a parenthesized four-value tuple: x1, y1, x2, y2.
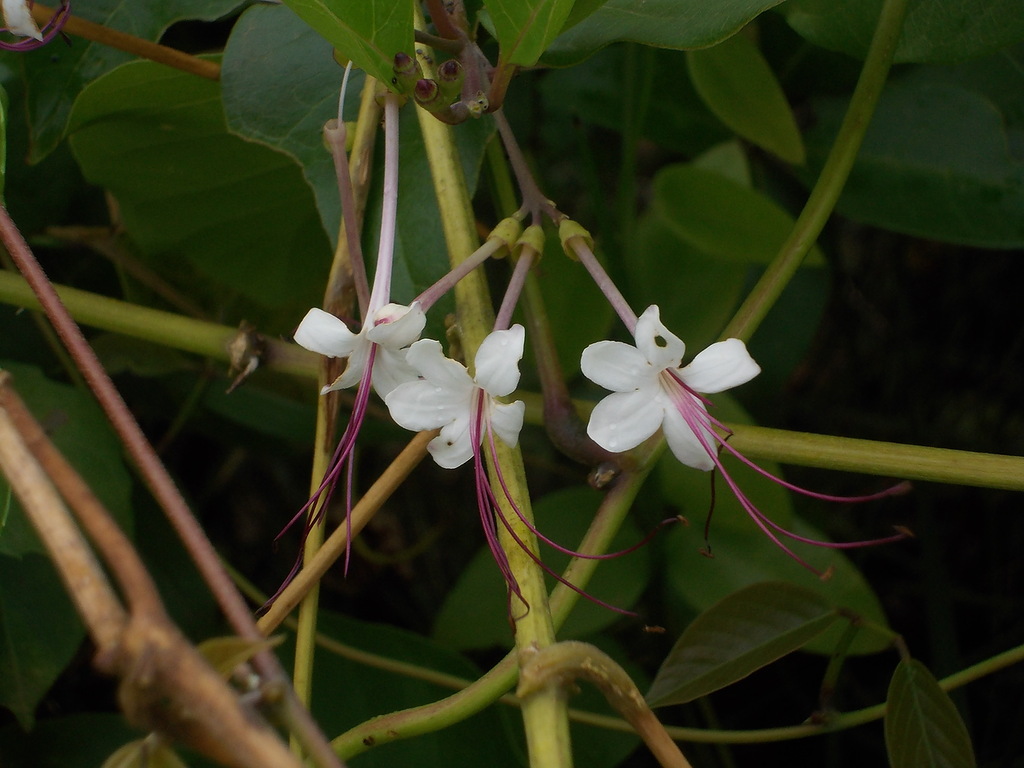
(582, 304, 909, 575)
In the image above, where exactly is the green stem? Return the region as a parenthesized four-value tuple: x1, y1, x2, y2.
(0, 270, 317, 379)
(721, 0, 910, 342)
(330, 456, 657, 758)
(414, 38, 571, 763)
(6, 272, 1024, 492)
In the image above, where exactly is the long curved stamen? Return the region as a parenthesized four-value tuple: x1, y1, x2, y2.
(276, 345, 379, 572)
(471, 390, 525, 609)
(661, 370, 909, 575)
(480, 412, 643, 616)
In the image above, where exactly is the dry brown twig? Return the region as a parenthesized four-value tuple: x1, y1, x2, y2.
(0, 374, 302, 767)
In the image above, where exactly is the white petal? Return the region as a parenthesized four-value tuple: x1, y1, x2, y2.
(371, 347, 421, 398)
(3, 0, 42, 40)
(661, 396, 716, 471)
(320, 338, 371, 393)
(680, 338, 760, 394)
(294, 308, 360, 358)
(488, 399, 525, 448)
(405, 339, 474, 393)
(385, 380, 467, 432)
(427, 416, 474, 469)
(366, 302, 425, 348)
(580, 340, 652, 392)
(634, 305, 686, 370)
(586, 388, 664, 453)
(474, 325, 524, 397)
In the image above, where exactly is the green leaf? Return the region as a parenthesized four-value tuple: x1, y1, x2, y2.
(0, 553, 85, 728)
(223, 4, 362, 247)
(66, 59, 330, 310)
(433, 486, 653, 649)
(803, 77, 1024, 248)
(659, 394, 893, 654)
(651, 164, 825, 265)
(646, 582, 839, 706)
(885, 659, 977, 768)
(783, 0, 1024, 63)
(543, 0, 786, 66)
(489, 0, 577, 66)
(278, 0, 413, 88)
(687, 33, 804, 164)
(13, 0, 243, 162)
(222, 4, 494, 333)
(630, 214, 747, 354)
(0, 362, 132, 559)
(538, 46, 729, 156)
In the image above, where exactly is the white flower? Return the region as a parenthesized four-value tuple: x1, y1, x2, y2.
(294, 302, 425, 397)
(2, 0, 42, 40)
(581, 305, 760, 470)
(385, 325, 527, 469)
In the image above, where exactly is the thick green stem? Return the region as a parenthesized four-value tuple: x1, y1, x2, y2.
(721, 0, 910, 341)
(330, 457, 656, 758)
(0, 270, 317, 379)
(414, 72, 572, 766)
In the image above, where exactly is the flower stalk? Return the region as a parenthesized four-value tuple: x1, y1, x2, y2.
(414, 51, 573, 767)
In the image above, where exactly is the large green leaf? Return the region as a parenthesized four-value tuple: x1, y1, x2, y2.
(278, 0, 413, 88)
(783, 0, 1024, 63)
(803, 77, 1024, 248)
(433, 486, 654, 649)
(885, 659, 977, 768)
(687, 33, 804, 164)
(11, 0, 242, 162)
(67, 60, 329, 310)
(538, 45, 729, 156)
(630, 214, 747, 354)
(489, 0, 577, 66)
(646, 582, 839, 707)
(222, 4, 494, 334)
(0, 362, 131, 559)
(652, 164, 825, 265)
(543, 0, 786, 66)
(0, 553, 85, 728)
(659, 394, 893, 654)
(222, 4, 363, 247)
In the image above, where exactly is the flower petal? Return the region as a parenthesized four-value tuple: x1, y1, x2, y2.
(385, 379, 467, 432)
(367, 302, 426, 348)
(320, 338, 371, 393)
(634, 305, 685, 370)
(586, 388, 664, 453)
(371, 347, 420, 398)
(488, 399, 525, 449)
(581, 340, 653, 392)
(474, 325, 524, 397)
(294, 308, 360, 358)
(3, 0, 42, 40)
(427, 415, 474, 469)
(661, 394, 716, 471)
(680, 338, 761, 394)
(405, 339, 474, 393)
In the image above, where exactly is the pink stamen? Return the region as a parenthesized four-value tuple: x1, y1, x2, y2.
(475, 393, 668, 616)
(660, 369, 910, 577)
